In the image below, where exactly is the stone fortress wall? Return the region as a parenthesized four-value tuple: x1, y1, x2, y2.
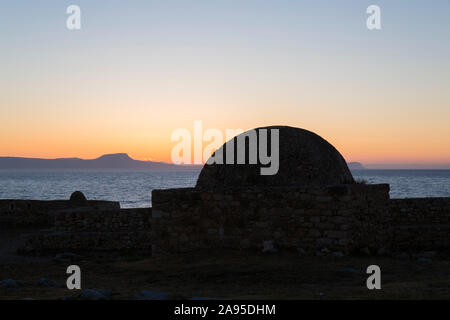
(151, 184, 390, 254)
(53, 207, 152, 232)
(151, 186, 450, 254)
(6, 205, 153, 253)
(4, 190, 450, 255)
(389, 198, 450, 251)
(0, 199, 119, 229)
(3, 126, 450, 255)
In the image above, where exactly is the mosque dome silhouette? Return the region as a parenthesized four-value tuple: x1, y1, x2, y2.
(196, 126, 355, 189)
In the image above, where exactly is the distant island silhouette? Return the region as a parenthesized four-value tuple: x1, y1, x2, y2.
(1, 155, 448, 170)
(0, 153, 366, 171)
(0, 153, 201, 170)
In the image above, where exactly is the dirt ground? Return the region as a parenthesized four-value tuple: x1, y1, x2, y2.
(1, 245, 450, 300)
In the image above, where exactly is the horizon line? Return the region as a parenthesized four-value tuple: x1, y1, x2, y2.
(1, 153, 450, 170)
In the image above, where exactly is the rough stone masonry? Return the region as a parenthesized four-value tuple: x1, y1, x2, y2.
(7, 126, 450, 255)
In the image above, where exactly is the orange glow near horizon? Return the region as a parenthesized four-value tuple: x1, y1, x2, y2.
(1, 116, 450, 165)
(1, 81, 449, 165)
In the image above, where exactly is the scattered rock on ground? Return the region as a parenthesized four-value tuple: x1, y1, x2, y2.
(262, 240, 277, 253)
(332, 251, 344, 258)
(79, 289, 112, 300)
(316, 248, 330, 256)
(420, 251, 437, 258)
(340, 268, 360, 274)
(316, 292, 325, 297)
(53, 252, 82, 263)
(0, 279, 24, 288)
(132, 290, 170, 300)
(393, 252, 410, 260)
(37, 277, 63, 288)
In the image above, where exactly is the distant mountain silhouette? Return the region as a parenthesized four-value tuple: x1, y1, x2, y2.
(347, 162, 365, 170)
(0, 153, 201, 170)
(0, 153, 368, 171)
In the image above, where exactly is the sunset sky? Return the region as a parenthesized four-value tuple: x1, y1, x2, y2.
(1, 1, 449, 167)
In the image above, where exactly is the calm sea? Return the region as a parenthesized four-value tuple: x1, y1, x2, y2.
(0, 170, 449, 208)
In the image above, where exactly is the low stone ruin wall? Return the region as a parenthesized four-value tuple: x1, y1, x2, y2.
(54, 208, 152, 232)
(14, 188, 450, 255)
(0, 199, 120, 228)
(21, 208, 153, 253)
(389, 198, 450, 251)
(390, 198, 450, 225)
(151, 184, 390, 254)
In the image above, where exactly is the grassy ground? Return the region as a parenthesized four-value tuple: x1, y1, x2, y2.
(1, 249, 450, 300)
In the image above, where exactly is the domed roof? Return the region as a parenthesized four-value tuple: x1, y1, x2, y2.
(196, 126, 354, 189)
